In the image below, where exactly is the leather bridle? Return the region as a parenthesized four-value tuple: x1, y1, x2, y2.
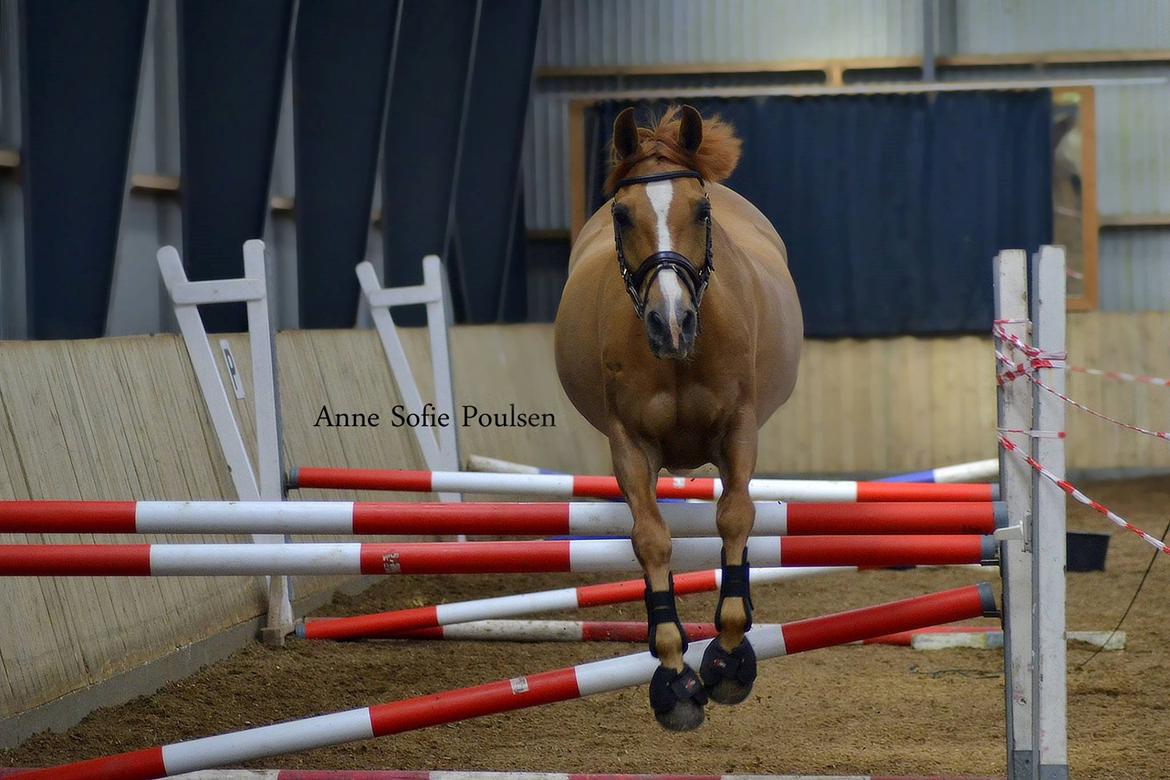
(611, 170, 713, 319)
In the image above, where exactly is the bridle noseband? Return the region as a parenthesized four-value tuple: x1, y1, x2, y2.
(611, 169, 713, 319)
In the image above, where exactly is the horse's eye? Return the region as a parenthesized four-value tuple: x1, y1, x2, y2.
(613, 204, 632, 228)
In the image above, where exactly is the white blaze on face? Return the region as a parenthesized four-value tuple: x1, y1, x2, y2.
(644, 180, 688, 348)
(646, 180, 674, 253)
(657, 270, 685, 348)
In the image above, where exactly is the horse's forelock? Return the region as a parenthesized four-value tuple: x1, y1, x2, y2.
(605, 106, 742, 194)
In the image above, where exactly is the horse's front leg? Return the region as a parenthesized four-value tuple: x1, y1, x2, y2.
(610, 424, 707, 732)
(701, 409, 759, 705)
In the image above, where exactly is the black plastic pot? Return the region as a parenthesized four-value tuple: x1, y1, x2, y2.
(1066, 532, 1110, 572)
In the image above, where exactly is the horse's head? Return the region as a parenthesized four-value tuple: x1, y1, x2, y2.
(608, 105, 737, 360)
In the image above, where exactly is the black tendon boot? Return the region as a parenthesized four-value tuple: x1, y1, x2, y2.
(644, 573, 707, 731)
(700, 549, 758, 704)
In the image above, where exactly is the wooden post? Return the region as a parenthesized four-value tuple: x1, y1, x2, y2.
(1030, 245, 1069, 779)
(993, 249, 1033, 779)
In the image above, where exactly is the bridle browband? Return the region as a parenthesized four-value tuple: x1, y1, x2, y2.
(611, 169, 713, 319)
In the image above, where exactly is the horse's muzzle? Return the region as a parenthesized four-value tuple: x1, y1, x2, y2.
(645, 306, 698, 359)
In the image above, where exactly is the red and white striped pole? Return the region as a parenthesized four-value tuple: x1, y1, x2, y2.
(862, 624, 1001, 647)
(0, 535, 997, 576)
(298, 566, 839, 640)
(382, 619, 722, 642)
(7, 583, 996, 780)
(468, 453, 1001, 486)
(360, 619, 1007, 646)
(0, 499, 1005, 537)
(287, 467, 998, 503)
(0, 769, 1003, 780)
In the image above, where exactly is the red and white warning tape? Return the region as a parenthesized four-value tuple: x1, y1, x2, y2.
(1070, 365, 1170, 388)
(994, 352, 1063, 386)
(997, 351, 1170, 442)
(993, 321, 1169, 555)
(996, 318, 1170, 388)
(995, 317, 1170, 441)
(992, 321, 1066, 363)
(1030, 373, 1170, 441)
(998, 436, 1169, 556)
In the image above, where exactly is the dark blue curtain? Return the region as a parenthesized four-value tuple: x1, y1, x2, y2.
(15, 0, 542, 335)
(452, 0, 541, 323)
(293, 0, 399, 328)
(381, 0, 478, 325)
(587, 92, 1053, 338)
(178, 0, 293, 332)
(19, 0, 148, 339)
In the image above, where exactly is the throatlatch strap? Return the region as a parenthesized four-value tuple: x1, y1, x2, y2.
(644, 573, 689, 657)
(715, 550, 753, 632)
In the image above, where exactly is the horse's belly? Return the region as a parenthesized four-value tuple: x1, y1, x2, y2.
(554, 262, 613, 433)
(640, 386, 733, 469)
(659, 435, 717, 472)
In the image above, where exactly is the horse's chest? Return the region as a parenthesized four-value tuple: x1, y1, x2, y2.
(627, 383, 725, 441)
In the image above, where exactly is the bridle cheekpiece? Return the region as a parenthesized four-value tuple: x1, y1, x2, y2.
(611, 169, 713, 319)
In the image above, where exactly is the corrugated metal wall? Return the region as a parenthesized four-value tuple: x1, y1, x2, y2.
(524, 0, 923, 231)
(535, 0, 923, 67)
(937, 67, 1170, 217)
(956, 0, 1170, 54)
(522, 0, 1170, 312)
(922, 66, 1170, 310)
(1100, 229, 1170, 310)
(1088, 77, 1170, 311)
(1094, 79, 1170, 216)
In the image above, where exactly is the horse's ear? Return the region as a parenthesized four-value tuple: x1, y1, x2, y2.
(679, 105, 703, 154)
(613, 108, 639, 159)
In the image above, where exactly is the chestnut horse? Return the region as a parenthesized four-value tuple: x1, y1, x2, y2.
(554, 106, 803, 730)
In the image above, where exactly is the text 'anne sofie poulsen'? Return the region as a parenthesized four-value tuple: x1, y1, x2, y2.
(313, 403, 555, 429)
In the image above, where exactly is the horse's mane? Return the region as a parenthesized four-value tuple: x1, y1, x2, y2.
(605, 105, 742, 194)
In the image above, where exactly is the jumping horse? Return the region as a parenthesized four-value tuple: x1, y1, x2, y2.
(555, 105, 803, 730)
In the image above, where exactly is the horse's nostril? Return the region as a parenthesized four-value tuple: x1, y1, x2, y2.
(647, 310, 666, 332)
(681, 310, 696, 332)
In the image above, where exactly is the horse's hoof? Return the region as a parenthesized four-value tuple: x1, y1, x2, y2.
(700, 637, 758, 705)
(649, 664, 707, 731)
